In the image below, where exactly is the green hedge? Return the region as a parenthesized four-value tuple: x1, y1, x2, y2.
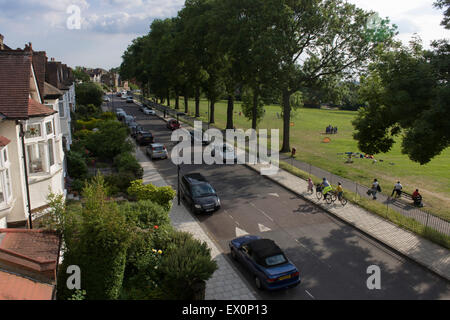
(127, 180, 176, 211)
(67, 151, 88, 179)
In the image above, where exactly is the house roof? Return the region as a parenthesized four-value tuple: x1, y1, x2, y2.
(28, 98, 56, 117)
(0, 229, 60, 276)
(0, 270, 54, 300)
(44, 81, 63, 98)
(0, 136, 11, 147)
(0, 51, 32, 119)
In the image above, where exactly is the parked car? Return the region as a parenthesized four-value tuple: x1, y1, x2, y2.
(180, 173, 220, 214)
(136, 131, 154, 145)
(128, 122, 139, 133)
(115, 108, 124, 114)
(229, 236, 300, 291)
(167, 119, 181, 130)
(126, 96, 134, 103)
(131, 125, 144, 138)
(121, 94, 128, 100)
(211, 143, 237, 163)
(123, 115, 135, 126)
(143, 107, 156, 115)
(103, 96, 110, 102)
(188, 130, 210, 146)
(116, 111, 127, 121)
(146, 143, 168, 160)
(139, 104, 147, 112)
(116, 92, 122, 97)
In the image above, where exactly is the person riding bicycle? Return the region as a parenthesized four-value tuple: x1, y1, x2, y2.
(320, 178, 333, 199)
(336, 182, 343, 200)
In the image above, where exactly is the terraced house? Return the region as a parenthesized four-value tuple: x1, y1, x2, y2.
(0, 35, 74, 228)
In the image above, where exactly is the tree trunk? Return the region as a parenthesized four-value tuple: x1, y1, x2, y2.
(184, 89, 189, 114)
(226, 95, 234, 129)
(175, 91, 179, 110)
(195, 87, 200, 117)
(251, 90, 258, 129)
(167, 90, 170, 107)
(210, 100, 215, 124)
(281, 90, 291, 153)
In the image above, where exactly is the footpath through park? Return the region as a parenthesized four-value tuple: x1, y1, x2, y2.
(132, 97, 450, 282)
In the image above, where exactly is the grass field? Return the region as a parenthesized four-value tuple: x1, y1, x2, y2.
(160, 97, 450, 220)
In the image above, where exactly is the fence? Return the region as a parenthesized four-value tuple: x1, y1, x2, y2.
(134, 93, 450, 239)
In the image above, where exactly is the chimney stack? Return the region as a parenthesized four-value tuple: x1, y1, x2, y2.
(24, 42, 33, 52)
(0, 34, 4, 50)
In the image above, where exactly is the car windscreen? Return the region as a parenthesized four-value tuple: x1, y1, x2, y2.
(142, 133, 152, 137)
(191, 183, 216, 197)
(153, 146, 164, 151)
(264, 254, 287, 267)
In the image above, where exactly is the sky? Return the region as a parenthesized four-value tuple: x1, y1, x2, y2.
(0, 0, 448, 70)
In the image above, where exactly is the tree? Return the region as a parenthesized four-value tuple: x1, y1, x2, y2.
(75, 82, 104, 108)
(269, 0, 397, 152)
(73, 66, 90, 82)
(353, 39, 450, 164)
(434, 0, 450, 29)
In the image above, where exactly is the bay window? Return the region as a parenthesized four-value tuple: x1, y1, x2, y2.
(27, 143, 46, 174)
(0, 146, 12, 207)
(25, 123, 42, 138)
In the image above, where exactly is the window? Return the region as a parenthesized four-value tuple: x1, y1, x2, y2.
(25, 123, 42, 138)
(27, 144, 45, 174)
(46, 121, 53, 135)
(48, 139, 55, 167)
(0, 146, 12, 205)
(58, 101, 65, 117)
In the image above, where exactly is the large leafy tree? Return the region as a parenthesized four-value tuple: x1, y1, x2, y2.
(270, 0, 397, 152)
(353, 38, 450, 165)
(434, 0, 450, 29)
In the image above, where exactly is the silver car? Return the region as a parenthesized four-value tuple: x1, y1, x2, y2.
(146, 143, 168, 160)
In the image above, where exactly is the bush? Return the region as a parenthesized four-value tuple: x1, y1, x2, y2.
(57, 175, 132, 300)
(156, 230, 217, 299)
(85, 120, 132, 160)
(100, 112, 117, 121)
(76, 118, 104, 131)
(113, 152, 143, 178)
(120, 200, 170, 230)
(127, 180, 175, 211)
(104, 172, 136, 195)
(76, 82, 104, 108)
(67, 151, 88, 179)
(73, 129, 94, 141)
(75, 104, 102, 120)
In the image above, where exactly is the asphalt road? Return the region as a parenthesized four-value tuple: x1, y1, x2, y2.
(109, 96, 450, 300)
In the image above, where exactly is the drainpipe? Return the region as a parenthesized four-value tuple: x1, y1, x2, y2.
(18, 121, 33, 229)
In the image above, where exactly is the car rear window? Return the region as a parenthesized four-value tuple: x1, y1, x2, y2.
(265, 254, 287, 266)
(142, 133, 152, 137)
(153, 146, 164, 151)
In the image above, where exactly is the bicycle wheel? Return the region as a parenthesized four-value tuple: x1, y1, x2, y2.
(330, 192, 337, 202)
(325, 194, 333, 204)
(316, 191, 322, 200)
(340, 197, 348, 206)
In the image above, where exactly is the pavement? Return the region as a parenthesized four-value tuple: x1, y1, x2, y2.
(134, 145, 257, 300)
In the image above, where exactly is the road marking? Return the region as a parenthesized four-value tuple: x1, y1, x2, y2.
(258, 223, 272, 232)
(235, 226, 249, 237)
(305, 290, 315, 300)
(268, 193, 280, 197)
(249, 202, 274, 222)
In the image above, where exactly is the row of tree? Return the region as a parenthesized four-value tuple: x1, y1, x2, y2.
(120, 0, 397, 152)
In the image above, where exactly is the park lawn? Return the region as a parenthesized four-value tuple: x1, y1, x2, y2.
(165, 97, 450, 220)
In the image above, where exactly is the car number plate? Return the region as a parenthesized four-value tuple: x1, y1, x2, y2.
(206, 208, 214, 212)
(279, 275, 291, 281)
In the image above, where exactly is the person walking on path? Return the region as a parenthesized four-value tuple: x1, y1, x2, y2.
(336, 182, 344, 200)
(368, 178, 380, 200)
(307, 178, 314, 193)
(391, 181, 402, 198)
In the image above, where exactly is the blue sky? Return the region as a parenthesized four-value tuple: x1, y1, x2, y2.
(0, 0, 448, 70)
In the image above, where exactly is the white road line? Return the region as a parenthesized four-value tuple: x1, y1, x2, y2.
(235, 226, 249, 237)
(249, 202, 274, 222)
(305, 290, 315, 300)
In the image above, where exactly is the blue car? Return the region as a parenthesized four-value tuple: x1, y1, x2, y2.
(229, 235, 300, 291)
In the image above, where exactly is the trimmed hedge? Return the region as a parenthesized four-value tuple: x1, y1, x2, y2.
(127, 180, 175, 211)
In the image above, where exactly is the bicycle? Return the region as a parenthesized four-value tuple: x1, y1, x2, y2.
(328, 190, 348, 206)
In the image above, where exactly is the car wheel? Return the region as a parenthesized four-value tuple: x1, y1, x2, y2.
(255, 276, 263, 290)
(230, 248, 237, 260)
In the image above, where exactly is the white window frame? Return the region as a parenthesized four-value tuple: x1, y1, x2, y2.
(0, 146, 12, 208)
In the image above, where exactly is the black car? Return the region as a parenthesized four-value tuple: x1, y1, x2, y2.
(188, 130, 210, 146)
(126, 96, 134, 103)
(136, 131, 154, 145)
(181, 173, 220, 214)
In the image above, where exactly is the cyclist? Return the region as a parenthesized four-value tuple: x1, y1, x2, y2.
(336, 182, 344, 200)
(321, 178, 333, 200)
